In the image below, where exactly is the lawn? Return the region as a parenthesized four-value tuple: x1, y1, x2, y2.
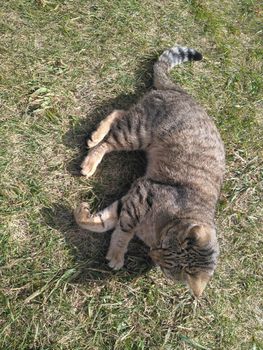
(0, 0, 262, 349)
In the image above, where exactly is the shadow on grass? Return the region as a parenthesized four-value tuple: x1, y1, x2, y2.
(63, 53, 158, 177)
(42, 54, 161, 283)
(41, 203, 153, 284)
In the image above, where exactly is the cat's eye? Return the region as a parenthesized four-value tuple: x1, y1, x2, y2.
(185, 237, 196, 245)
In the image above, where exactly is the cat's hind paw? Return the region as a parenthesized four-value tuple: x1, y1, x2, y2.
(80, 154, 97, 177)
(80, 146, 106, 178)
(87, 129, 104, 149)
(81, 148, 103, 178)
(87, 109, 126, 149)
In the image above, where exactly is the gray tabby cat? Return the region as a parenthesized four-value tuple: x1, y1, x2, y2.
(74, 46, 225, 297)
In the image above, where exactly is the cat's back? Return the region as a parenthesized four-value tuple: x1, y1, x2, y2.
(141, 89, 225, 199)
(140, 89, 214, 136)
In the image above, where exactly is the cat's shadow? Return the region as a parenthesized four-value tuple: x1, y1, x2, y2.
(41, 203, 152, 284)
(41, 54, 161, 284)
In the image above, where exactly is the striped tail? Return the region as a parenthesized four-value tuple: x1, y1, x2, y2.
(153, 46, 202, 91)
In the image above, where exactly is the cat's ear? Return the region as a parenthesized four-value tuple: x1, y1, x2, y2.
(186, 271, 211, 298)
(187, 225, 211, 247)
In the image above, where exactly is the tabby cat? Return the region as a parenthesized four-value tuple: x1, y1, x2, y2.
(74, 46, 225, 297)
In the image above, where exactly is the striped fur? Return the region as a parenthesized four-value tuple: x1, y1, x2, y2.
(75, 46, 225, 297)
(153, 46, 202, 90)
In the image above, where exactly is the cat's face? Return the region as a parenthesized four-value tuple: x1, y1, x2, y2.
(149, 221, 219, 297)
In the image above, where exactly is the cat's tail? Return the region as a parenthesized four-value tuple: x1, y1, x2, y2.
(153, 46, 202, 91)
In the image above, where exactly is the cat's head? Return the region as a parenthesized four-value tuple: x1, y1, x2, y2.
(149, 220, 219, 297)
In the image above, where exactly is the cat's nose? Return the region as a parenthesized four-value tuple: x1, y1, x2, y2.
(186, 272, 210, 298)
(190, 283, 207, 298)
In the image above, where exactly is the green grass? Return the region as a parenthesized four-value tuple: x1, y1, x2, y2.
(0, 0, 262, 349)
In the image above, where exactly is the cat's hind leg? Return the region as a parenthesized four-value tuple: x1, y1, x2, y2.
(81, 110, 150, 177)
(87, 109, 126, 148)
(74, 200, 120, 232)
(81, 109, 126, 177)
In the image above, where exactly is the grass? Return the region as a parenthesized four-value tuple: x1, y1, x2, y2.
(0, 0, 262, 349)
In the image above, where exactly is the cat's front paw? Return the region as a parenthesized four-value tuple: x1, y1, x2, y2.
(106, 248, 125, 270)
(74, 202, 90, 225)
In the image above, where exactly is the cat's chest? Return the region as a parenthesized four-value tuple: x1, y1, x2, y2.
(134, 209, 171, 248)
(135, 216, 157, 248)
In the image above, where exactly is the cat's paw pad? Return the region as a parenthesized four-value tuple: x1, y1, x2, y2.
(80, 154, 98, 177)
(74, 202, 90, 224)
(106, 249, 124, 270)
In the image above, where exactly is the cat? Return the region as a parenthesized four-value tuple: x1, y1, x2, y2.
(74, 46, 225, 297)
